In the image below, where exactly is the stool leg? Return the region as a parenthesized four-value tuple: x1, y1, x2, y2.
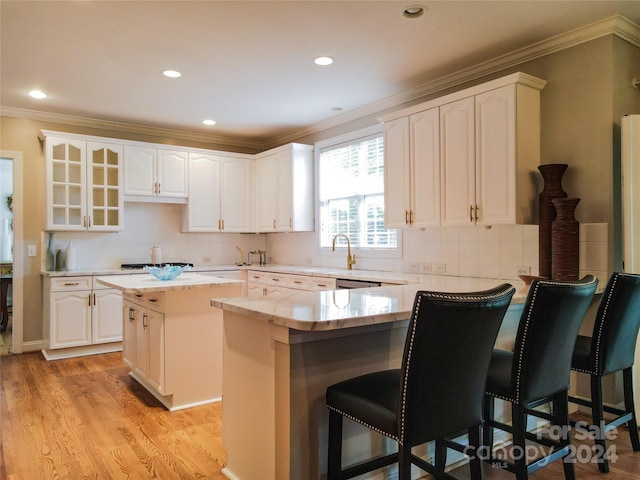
(623, 368, 640, 451)
(398, 444, 411, 480)
(434, 438, 447, 476)
(468, 425, 484, 480)
(554, 391, 576, 480)
(511, 403, 528, 480)
(327, 410, 343, 479)
(590, 375, 609, 473)
(482, 394, 495, 453)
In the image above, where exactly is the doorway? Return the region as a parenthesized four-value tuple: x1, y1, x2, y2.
(0, 151, 23, 355)
(0, 157, 13, 354)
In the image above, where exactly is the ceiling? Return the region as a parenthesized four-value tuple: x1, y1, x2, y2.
(2, 1, 640, 149)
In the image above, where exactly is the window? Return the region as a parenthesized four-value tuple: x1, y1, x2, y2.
(319, 131, 398, 250)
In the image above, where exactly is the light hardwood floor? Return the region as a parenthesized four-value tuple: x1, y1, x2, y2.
(1, 351, 639, 479)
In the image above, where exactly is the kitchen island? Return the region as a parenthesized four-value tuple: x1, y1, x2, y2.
(212, 277, 528, 480)
(97, 273, 243, 411)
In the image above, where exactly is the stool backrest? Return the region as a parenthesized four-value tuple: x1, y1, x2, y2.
(591, 272, 640, 376)
(400, 284, 515, 445)
(513, 275, 598, 404)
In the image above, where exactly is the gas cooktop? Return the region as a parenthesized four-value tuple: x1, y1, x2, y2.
(121, 262, 193, 270)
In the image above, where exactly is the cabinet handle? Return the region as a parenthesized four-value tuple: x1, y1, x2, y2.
(64, 282, 80, 286)
(88, 216, 92, 228)
(143, 312, 148, 329)
(128, 307, 135, 321)
(135, 293, 143, 298)
(469, 205, 473, 222)
(405, 210, 409, 225)
(317, 284, 326, 287)
(273, 219, 277, 229)
(252, 275, 260, 279)
(88, 293, 91, 306)
(149, 297, 157, 303)
(221, 219, 225, 230)
(263, 288, 267, 296)
(474, 205, 479, 222)
(293, 280, 302, 284)
(93, 293, 96, 306)
(83, 216, 87, 228)
(409, 210, 414, 225)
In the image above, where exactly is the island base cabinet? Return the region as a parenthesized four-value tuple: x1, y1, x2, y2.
(221, 311, 409, 480)
(123, 284, 242, 411)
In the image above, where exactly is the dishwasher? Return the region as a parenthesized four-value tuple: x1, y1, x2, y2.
(335, 278, 382, 289)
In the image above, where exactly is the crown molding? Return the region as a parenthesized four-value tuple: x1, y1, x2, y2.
(3, 15, 638, 152)
(266, 14, 640, 149)
(0, 106, 266, 151)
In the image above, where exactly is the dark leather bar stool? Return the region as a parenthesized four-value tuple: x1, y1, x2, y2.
(326, 284, 516, 480)
(569, 272, 640, 472)
(482, 275, 598, 480)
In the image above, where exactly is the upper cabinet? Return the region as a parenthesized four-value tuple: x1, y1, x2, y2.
(381, 72, 546, 228)
(384, 108, 441, 228)
(254, 143, 314, 232)
(181, 152, 253, 232)
(43, 132, 124, 231)
(123, 146, 188, 202)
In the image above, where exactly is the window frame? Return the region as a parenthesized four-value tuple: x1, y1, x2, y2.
(315, 125, 402, 260)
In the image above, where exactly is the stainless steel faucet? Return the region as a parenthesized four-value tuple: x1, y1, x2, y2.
(332, 234, 356, 270)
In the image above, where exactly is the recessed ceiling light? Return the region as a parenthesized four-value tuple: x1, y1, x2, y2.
(28, 90, 48, 99)
(332, 107, 343, 111)
(163, 70, 182, 78)
(314, 56, 333, 66)
(403, 5, 426, 18)
(203, 119, 216, 126)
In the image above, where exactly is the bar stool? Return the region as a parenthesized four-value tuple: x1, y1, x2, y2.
(482, 275, 598, 480)
(326, 284, 516, 480)
(569, 272, 640, 472)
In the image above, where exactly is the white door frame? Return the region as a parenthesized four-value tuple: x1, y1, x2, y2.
(1, 150, 23, 354)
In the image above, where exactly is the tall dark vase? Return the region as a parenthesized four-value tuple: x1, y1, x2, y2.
(551, 198, 580, 281)
(538, 164, 568, 278)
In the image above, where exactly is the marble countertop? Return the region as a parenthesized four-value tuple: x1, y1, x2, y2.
(96, 272, 244, 294)
(212, 277, 529, 332)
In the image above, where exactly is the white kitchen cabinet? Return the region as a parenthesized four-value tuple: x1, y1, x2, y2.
(255, 143, 314, 232)
(182, 152, 253, 232)
(42, 275, 123, 360)
(380, 72, 546, 227)
(43, 132, 124, 231)
(123, 146, 188, 201)
(384, 108, 440, 228)
(247, 270, 336, 297)
(440, 96, 477, 226)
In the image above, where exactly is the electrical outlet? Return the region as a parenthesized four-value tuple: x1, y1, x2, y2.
(202, 256, 212, 264)
(27, 245, 37, 257)
(305, 256, 313, 265)
(435, 263, 446, 274)
(517, 266, 531, 275)
(409, 262, 419, 273)
(420, 262, 432, 274)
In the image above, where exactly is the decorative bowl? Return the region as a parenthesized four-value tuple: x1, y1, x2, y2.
(144, 264, 191, 281)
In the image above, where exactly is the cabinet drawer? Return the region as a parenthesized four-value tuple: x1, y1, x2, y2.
(50, 276, 93, 292)
(124, 291, 165, 312)
(307, 277, 336, 291)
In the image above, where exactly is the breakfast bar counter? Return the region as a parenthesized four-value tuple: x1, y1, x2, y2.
(97, 273, 243, 411)
(212, 279, 528, 480)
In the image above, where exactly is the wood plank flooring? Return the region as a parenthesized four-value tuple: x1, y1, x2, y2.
(1, 351, 639, 479)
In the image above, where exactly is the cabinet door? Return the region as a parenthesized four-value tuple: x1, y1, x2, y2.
(124, 146, 156, 195)
(185, 152, 221, 231)
(247, 283, 266, 297)
(45, 136, 87, 231)
(383, 117, 411, 228)
(122, 300, 136, 369)
(411, 108, 441, 227)
(86, 141, 123, 231)
(50, 291, 91, 349)
(276, 151, 293, 231)
(157, 149, 188, 198)
(221, 157, 253, 232)
(440, 97, 476, 226)
(475, 85, 516, 225)
(92, 289, 123, 344)
(145, 310, 166, 394)
(255, 154, 278, 232)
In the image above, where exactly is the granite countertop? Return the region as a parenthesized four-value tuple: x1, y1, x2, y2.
(95, 272, 244, 294)
(40, 264, 245, 277)
(212, 277, 528, 332)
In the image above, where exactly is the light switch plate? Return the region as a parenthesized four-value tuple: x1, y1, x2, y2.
(27, 245, 37, 257)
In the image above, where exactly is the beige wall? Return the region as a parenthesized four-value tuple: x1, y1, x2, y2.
(1, 34, 639, 347)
